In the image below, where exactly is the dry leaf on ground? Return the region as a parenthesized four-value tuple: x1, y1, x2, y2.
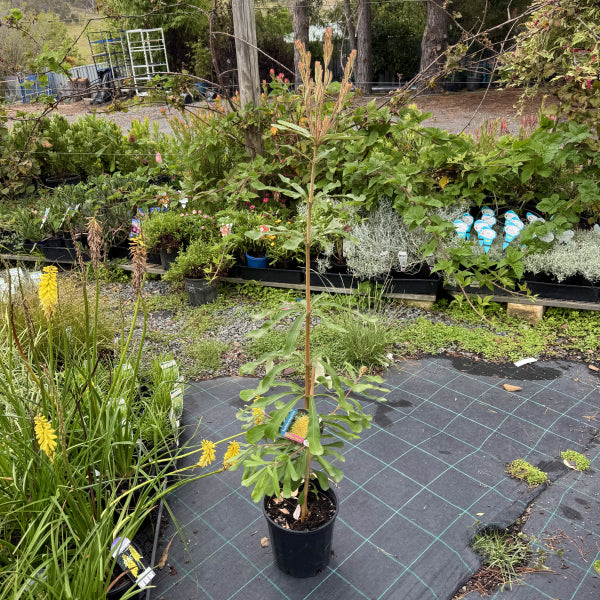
(260, 537, 269, 548)
(503, 384, 522, 392)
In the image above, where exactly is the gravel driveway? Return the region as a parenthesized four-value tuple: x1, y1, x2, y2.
(6, 87, 546, 137)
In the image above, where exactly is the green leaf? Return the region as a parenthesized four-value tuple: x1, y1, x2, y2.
(276, 120, 311, 138)
(246, 424, 271, 444)
(307, 399, 324, 456)
(315, 455, 344, 482)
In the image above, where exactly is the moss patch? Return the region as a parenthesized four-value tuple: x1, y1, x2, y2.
(506, 459, 548, 487)
(561, 450, 591, 472)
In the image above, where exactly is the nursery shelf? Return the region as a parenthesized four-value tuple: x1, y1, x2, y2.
(0, 253, 76, 264)
(218, 276, 438, 302)
(116, 261, 165, 275)
(446, 289, 600, 312)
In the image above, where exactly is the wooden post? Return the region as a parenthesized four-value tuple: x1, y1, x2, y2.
(232, 0, 263, 157)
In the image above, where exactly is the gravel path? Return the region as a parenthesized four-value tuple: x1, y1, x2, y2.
(6, 87, 547, 136)
(98, 279, 596, 381)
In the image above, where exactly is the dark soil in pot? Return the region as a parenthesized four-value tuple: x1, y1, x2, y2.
(264, 488, 336, 531)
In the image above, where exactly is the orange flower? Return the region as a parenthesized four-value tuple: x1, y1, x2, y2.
(270, 126, 278, 136)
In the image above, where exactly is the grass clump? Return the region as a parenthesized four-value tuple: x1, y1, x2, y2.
(506, 459, 548, 487)
(472, 528, 534, 591)
(561, 450, 591, 471)
(186, 338, 229, 375)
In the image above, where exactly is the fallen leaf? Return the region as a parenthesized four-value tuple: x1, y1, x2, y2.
(279, 508, 290, 515)
(476, 512, 484, 516)
(589, 365, 599, 372)
(503, 384, 522, 392)
(293, 504, 301, 520)
(158, 536, 176, 569)
(282, 367, 296, 376)
(260, 537, 269, 548)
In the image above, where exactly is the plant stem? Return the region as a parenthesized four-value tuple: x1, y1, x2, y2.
(301, 365, 317, 522)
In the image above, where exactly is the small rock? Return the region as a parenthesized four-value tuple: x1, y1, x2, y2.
(260, 537, 269, 548)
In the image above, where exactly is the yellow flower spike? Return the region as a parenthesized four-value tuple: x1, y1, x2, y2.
(198, 439, 216, 467)
(252, 407, 265, 425)
(223, 441, 240, 469)
(38, 266, 58, 320)
(34, 414, 57, 462)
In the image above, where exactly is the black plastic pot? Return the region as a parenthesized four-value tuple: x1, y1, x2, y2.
(309, 271, 358, 290)
(524, 281, 600, 303)
(184, 278, 217, 306)
(263, 485, 338, 578)
(44, 175, 82, 188)
(108, 243, 131, 260)
(159, 249, 179, 271)
(237, 265, 303, 284)
(384, 277, 441, 296)
(106, 577, 142, 599)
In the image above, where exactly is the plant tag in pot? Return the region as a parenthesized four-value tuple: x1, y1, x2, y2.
(481, 206, 494, 218)
(454, 220, 469, 241)
(479, 226, 496, 252)
(170, 387, 183, 420)
(111, 537, 155, 589)
(503, 223, 521, 250)
(280, 409, 310, 446)
(397, 250, 408, 271)
(481, 214, 496, 227)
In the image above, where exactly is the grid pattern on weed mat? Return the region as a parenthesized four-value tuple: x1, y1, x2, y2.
(151, 357, 600, 600)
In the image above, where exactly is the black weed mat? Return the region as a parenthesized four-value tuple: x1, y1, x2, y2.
(151, 357, 600, 600)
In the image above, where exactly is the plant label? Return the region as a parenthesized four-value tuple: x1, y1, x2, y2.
(481, 206, 494, 217)
(503, 223, 521, 250)
(481, 215, 497, 227)
(479, 227, 496, 252)
(397, 250, 408, 270)
(111, 537, 155, 589)
(454, 220, 469, 240)
(170, 387, 183, 420)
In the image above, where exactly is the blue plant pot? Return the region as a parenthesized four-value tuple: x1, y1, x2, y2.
(245, 253, 268, 269)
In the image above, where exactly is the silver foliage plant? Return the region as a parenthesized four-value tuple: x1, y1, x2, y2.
(522, 229, 600, 283)
(344, 200, 464, 279)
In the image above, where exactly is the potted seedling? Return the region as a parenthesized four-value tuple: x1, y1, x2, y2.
(231, 30, 387, 578)
(164, 227, 236, 305)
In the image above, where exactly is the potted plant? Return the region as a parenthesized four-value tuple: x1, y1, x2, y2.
(231, 30, 387, 578)
(163, 230, 236, 305)
(143, 210, 208, 270)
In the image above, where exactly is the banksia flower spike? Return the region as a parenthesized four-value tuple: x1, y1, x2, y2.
(34, 414, 57, 462)
(87, 217, 103, 270)
(38, 266, 58, 321)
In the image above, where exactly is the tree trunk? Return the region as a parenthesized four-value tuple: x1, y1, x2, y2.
(232, 0, 263, 156)
(293, 0, 309, 87)
(420, 0, 448, 91)
(355, 0, 372, 94)
(344, 0, 356, 53)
